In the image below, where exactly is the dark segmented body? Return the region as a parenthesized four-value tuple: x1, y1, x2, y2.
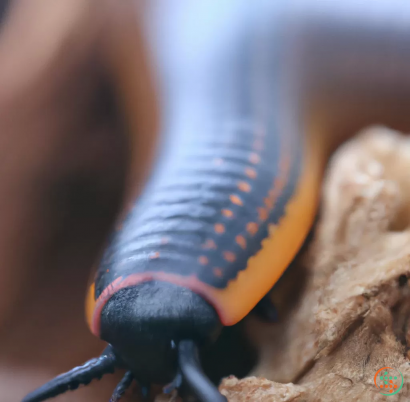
(93, 1, 302, 302)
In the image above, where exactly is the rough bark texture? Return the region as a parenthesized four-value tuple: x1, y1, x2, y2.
(154, 126, 410, 401)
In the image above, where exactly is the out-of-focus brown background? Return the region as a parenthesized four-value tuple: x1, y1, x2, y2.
(0, 1, 157, 400)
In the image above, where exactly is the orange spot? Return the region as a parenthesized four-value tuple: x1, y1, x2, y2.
(245, 167, 257, 179)
(274, 176, 286, 189)
(266, 179, 283, 208)
(150, 252, 160, 259)
(202, 239, 217, 250)
(249, 153, 260, 164)
(264, 197, 274, 209)
(236, 235, 247, 249)
(161, 237, 169, 245)
(214, 268, 223, 277)
(380, 385, 383, 388)
(253, 139, 264, 151)
(230, 194, 243, 206)
(257, 207, 268, 221)
(213, 158, 224, 166)
(198, 256, 209, 265)
(106, 269, 109, 273)
(223, 251, 236, 262)
(246, 222, 258, 236)
(390, 380, 393, 384)
(389, 384, 393, 387)
(222, 209, 234, 218)
(214, 223, 225, 234)
(238, 181, 251, 192)
(394, 385, 398, 388)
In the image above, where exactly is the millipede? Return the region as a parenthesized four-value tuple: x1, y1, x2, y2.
(22, 0, 410, 401)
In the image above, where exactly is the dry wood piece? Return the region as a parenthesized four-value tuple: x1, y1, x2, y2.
(220, 126, 410, 401)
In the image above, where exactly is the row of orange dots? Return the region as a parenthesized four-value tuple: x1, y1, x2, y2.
(262, 146, 291, 223)
(240, 127, 293, 242)
(198, 124, 267, 278)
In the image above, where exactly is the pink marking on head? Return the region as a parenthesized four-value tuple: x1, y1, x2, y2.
(90, 272, 230, 336)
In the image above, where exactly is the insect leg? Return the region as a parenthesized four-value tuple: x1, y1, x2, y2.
(109, 370, 134, 402)
(163, 371, 183, 394)
(252, 293, 279, 322)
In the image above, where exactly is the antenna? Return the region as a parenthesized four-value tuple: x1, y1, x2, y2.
(22, 346, 118, 402)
